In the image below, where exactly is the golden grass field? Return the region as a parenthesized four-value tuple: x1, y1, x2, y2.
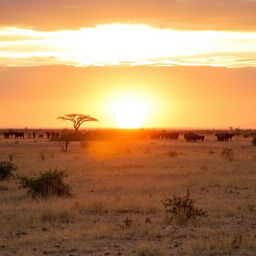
(0, 135, 256, 256)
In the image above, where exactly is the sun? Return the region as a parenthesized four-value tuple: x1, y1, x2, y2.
(112, 97, 148, 128)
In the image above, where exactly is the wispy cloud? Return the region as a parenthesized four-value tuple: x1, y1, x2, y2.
(1, 0, 256, 31)
(1, 25, 256, 68)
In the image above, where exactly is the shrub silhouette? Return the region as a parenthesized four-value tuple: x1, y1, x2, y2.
(0, 161, 17, 181)
(18, 169, 72, 198)
(161, 190, 208, 224)
(41, 210, 74, 223)
(252, 136, 256, 146)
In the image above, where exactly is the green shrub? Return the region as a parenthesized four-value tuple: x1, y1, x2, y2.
(0, 161, 17, 181)
(161, 190, 208, 224)
(18, 169, 72, 198)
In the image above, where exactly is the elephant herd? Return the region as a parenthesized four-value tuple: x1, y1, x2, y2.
(1, 130, 234, 143)
(3, 131, 25, 139)
(150, 132, 234, 142)
(184, 133, 205, 142)
(2, 131, 59, 140)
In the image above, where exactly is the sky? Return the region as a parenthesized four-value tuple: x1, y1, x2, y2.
(0, 0, 256, 128)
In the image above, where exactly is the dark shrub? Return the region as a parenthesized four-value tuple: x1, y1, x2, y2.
(161, 190, 208, 224)
(252, 137, 256, 147)
(168, 151, 178, 157)
(0, 161, 17, 181)
(41, 210, 74, 223)
(18, 169, 72, 198)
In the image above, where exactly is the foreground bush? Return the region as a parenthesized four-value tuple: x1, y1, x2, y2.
(18, 169, 72, 198)
(0, 161, 17, 181)
(41, 210, 74, 223)
(161, 190, 208, 224)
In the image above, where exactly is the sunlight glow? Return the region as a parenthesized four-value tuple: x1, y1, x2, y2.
(112, 97, 148, 128)
(1, 24, 256, 67)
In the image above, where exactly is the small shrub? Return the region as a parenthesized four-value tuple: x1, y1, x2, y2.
(8, 153, 15, 162)
(18, 169, 72, 198)
(0, 161, 17, 181)
(123, 217, 133, 228)
(168, 151, 178, 157)
(231, 235, 242, 249)
(161, 190, 208, 224)
(252, 137, 256, 147)
(41, 210, 74, 223)
(58, 132, 73, 152)
(243, 133, 250, 138)
(220, 148, 234, 161)
(39, 152, 45, 161)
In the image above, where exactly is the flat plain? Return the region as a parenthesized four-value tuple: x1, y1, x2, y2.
(0, 135, 256, 256)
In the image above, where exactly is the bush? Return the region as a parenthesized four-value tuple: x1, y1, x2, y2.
(0, 161, 17, 181)
(168, 151, 178, 157)
(41, 210, 74, 223)
(18, 169, 72, 198)
(161, 190, 208, 224)
(252, 137, 256, 146)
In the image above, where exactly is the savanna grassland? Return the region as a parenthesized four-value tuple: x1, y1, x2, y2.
(0, 135, 256, 256)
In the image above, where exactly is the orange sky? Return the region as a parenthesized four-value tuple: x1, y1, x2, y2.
(1, 0, 256, 31)
(0, 1, 256, 128)
(0, 66, 256, 129)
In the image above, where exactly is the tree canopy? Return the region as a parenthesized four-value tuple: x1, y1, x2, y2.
(58, 113, 98, 132)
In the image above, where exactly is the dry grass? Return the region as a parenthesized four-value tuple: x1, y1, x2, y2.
(0, 136, 256, 255)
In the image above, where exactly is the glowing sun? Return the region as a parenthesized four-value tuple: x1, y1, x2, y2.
(113, 97, 148, 128)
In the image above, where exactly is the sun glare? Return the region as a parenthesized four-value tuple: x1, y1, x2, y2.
(1, 24, 256, 67)
(112, 97, 148, 128)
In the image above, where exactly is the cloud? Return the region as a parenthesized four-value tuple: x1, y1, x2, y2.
(0, 0, 256, 31)
(0, 25, 256, 68)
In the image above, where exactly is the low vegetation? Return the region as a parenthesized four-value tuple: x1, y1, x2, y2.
(0, 161, 17, 181)
(161, 190, 208, 224)
(0, 135, 255, 255)
(17, 169, 72, 198)
(252, 136, 256, 146)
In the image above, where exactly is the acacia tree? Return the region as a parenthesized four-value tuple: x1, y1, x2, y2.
(58, 113, 98, 133)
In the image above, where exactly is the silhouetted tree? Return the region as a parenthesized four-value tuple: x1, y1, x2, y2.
(58, 113, 98, 133)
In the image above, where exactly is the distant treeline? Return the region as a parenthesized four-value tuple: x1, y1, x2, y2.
(0, 128, 256, 141)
